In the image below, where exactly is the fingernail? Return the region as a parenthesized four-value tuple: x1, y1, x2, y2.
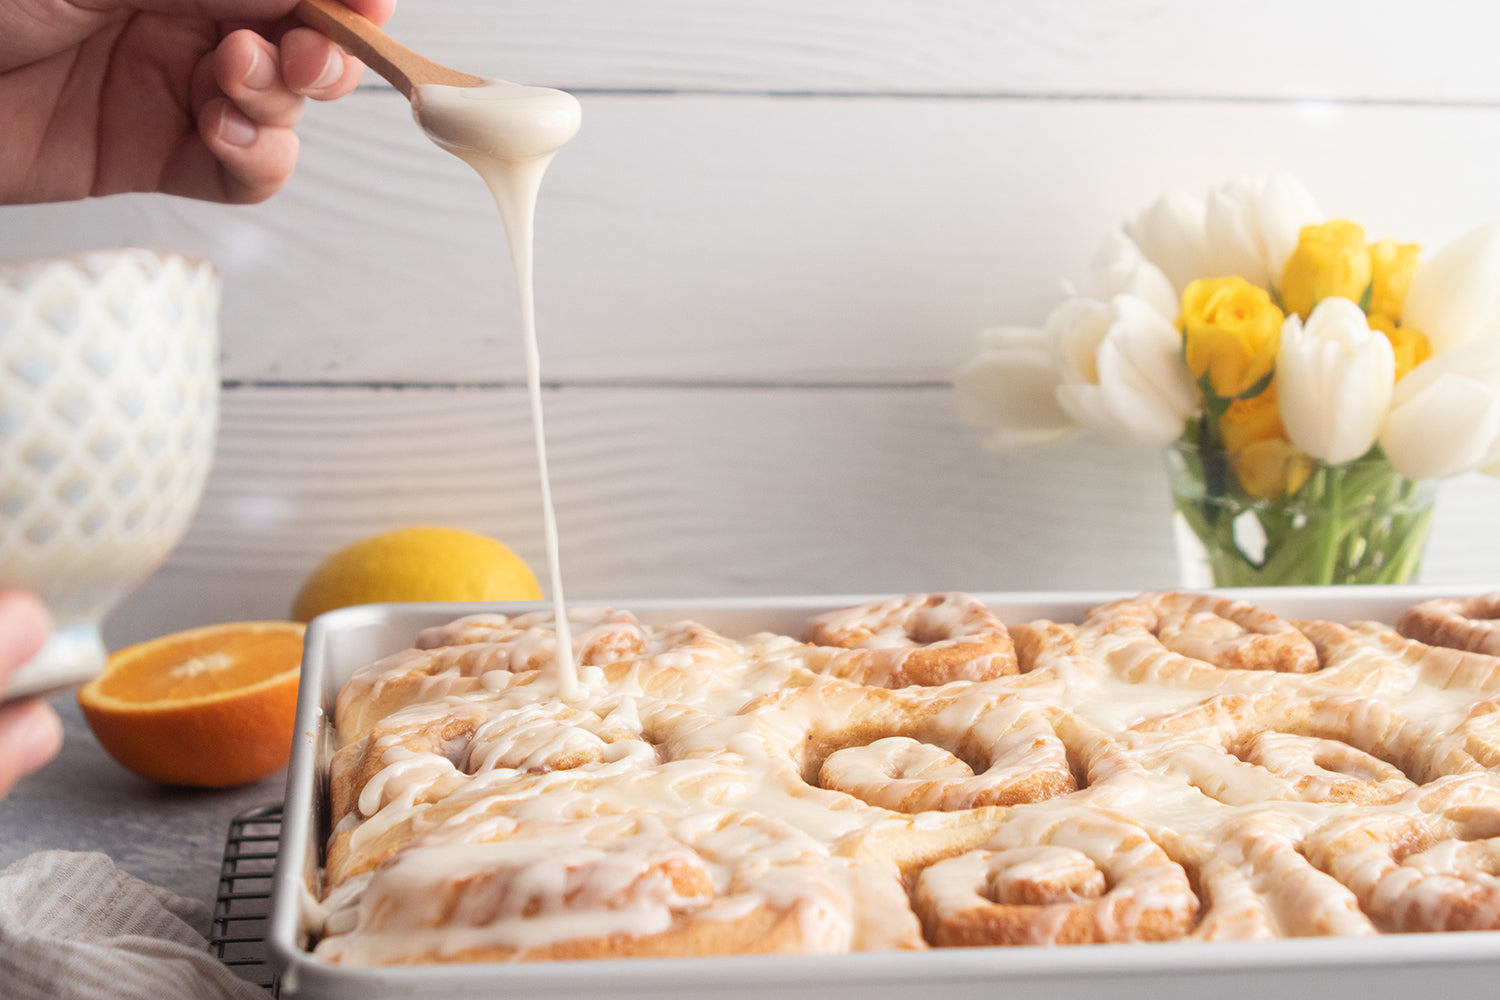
(242, 47, 277, 91)
(217, 106, 257, 147)
(312, 48, 344, 90)
(5, 702, 63, 777)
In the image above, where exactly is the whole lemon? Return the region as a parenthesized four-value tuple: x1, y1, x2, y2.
(291, 526, 542, 622)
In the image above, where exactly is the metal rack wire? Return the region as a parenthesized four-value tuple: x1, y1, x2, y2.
(210, 802, 283, 995)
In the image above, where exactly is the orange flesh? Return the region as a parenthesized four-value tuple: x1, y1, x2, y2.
(95, 628, 304, 702)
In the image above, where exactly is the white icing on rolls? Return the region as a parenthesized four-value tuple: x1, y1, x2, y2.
(314, 590, 1500, 963)
(1398, 592, 1500, 657)
(911, 807, 1199, 946)
(803, 592, 1018, 687)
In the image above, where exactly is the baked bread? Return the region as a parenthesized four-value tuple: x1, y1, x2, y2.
(311, 590, 1500, 963)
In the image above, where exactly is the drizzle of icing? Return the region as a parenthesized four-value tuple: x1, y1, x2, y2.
(411, 80, 584, 699)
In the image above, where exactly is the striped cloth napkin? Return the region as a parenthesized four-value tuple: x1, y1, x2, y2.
(0, 851, 263, 999)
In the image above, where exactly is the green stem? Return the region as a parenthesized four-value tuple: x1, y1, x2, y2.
(1314, 465, 1343, 586)
(1165, 444, 1434, 588)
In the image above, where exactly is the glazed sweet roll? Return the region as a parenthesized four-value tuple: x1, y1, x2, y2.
(312, 589, 1500, 964)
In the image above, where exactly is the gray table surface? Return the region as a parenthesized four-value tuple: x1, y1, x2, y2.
(0, 690, 287, 913)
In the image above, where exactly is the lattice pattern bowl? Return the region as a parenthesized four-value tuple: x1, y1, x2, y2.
(0, 249, 220, 697)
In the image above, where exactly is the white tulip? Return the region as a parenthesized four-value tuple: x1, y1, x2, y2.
(1203, 172, 1323, 293)
(1051, 294, 1200, 445)
(954, 326, 1077, 449)
(1124, 189, 1208, 296)
(1257, 172, 1325, 286)
(1482, 447, 1500, 477)
(1203, 178, 1270, 289)
(1078, 229, 1179, 322)
(1402, 221, 1500, 355)
(1275, 298, 1394, 464)
(1125, 174, 1321, 296)
(1379, 336, 1500, 479)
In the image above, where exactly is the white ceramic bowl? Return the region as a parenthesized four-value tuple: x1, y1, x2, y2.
(0, 248, 220, 698)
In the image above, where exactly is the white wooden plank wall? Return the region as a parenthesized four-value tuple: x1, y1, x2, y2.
(2, 1, 1498, 645)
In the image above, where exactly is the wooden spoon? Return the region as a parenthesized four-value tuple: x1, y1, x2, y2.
(293, 0, 485, 98)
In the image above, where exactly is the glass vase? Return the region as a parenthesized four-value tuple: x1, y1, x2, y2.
(1164, 441, 1435, 588)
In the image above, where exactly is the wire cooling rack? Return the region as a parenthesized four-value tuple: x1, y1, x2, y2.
(209, 802, 284, 995)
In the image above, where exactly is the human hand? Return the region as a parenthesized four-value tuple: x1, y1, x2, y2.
(0, 592, 63, 798)
(0, 0, 396, 205)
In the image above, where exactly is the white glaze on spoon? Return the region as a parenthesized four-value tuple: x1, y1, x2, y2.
(412, 81, 584, 698)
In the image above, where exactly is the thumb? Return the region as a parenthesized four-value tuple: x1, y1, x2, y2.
(0, 591, 50, 689)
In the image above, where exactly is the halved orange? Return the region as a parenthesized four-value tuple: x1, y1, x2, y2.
(77, 621, 306, 788)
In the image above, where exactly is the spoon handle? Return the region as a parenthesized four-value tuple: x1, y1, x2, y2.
(293, 0, 485, 98)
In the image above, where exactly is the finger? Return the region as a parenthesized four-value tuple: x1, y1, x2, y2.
(0, 592, 50, 686)
(217, 29, 304, 128)
(334, 0, 397, 27)
(0, 700, 63, 798)
(96, 0, 302, 22)
(93, 0, 395, 29)
(279, 26, 367, 100)
(189, 41, 223, 119)
(190, 99, 301, 203)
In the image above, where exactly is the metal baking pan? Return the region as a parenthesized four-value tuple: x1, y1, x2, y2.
(267, 587, 1500, 999)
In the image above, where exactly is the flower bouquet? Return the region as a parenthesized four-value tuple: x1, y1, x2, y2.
(956, 174, 1500, 586)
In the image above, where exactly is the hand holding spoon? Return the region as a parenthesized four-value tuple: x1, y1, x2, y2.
(290, 0, 583, 695)
(293, 0, 485, 97)
(291, 0, 581, 162)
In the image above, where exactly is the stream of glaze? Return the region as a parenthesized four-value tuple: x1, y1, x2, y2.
(411, 80, 584, 698)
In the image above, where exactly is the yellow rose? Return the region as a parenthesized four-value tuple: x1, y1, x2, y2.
(1232, 438, 1313, 500)
(1180, 276, 1284, 400)
(1279, 220, 1372, 319)
(1216, 387, 1309, 499)
(1367, 313, 1433, 382)
(1219, 386, 1284, 455)
(1367, 237, 1421, 322)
